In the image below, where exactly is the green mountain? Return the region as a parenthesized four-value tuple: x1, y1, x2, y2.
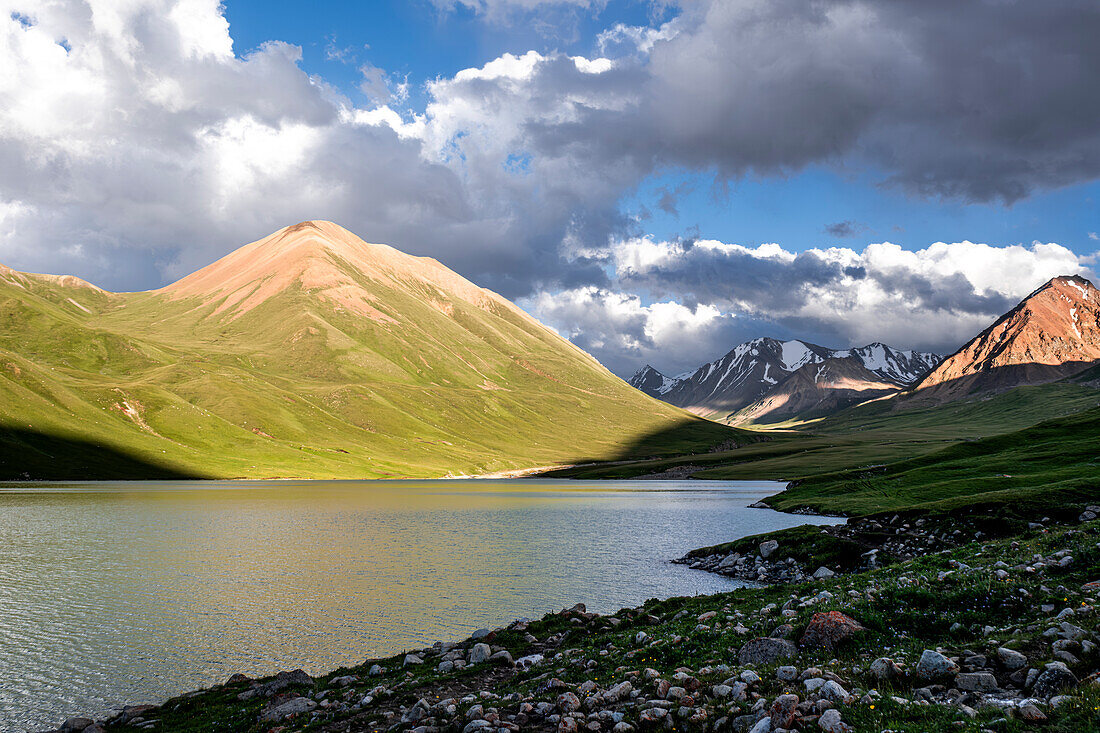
(0, 221, 738, 479)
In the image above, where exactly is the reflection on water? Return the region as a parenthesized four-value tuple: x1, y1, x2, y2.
(0, 478, 839, 729)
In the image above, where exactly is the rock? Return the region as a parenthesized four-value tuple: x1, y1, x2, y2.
(558, 692, 582, 713)
(468, 643, 492, 664)
(605, 681, 633, 703)
(818, 680, 849, 703)
(803, 677, 825, 693)
(799, 611, 863, 651)
(331, 674, 359, 687)
(489, 650, 514, 666)
(1033, 662, 1078, 698)
(759, 540, 779, 559)
(224, 673, 250, 686)
(613, 723, 635, 733)
(956, 672, 998, 692)
(61, 718, 94, 732)
(777, 665, 798, 681)
(404, 653, 424, 665)
(748, 715, 772, 733)
(438, 660, 454, 673)
(812, 566, 835, 579)
(259, 696, 317, 722)
(738, 637, 798, 666)
(464, 720, 493, 733)
(869, 657, 903, 681)
(1018, 704, 1047, 721)
(818, 709, 852, 733)
(516, 653, 544, 669)
(712, 684, 733, 698)
(915, 649, 958, 680)
(368, 664, 383, 676)
(769, 694, 799, 728)
(996, 647, 1027, 671)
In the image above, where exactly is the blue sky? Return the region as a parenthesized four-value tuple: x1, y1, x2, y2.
(220, 0, 1100, 260)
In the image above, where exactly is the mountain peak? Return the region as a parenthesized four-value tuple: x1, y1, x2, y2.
(913, 274, 1100, 398)
(160, 220, 508, 322)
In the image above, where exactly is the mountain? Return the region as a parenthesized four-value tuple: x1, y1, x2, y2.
(630, 337, 939, 424)
(0, 221, 737, 479)
(911, 274, 1100, 401)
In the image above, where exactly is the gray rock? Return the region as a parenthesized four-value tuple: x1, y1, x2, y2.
(869, 657, 902, 681)
(259, 696, 317, 722)
(737, 637, 797, 666)
(776, 665, 798, 681)
(489, 650, 514, 666)
(61, 718, 94, 732)
(818, 708, 851, 732)
(915, 649, 958, 680)
(471, 628, 491, 640)
(812, 566, 835, 579)
(748, 715, 772, 733)
(711, 684, 733, 698)
(956, 672, 998, 692)
(404, 653, 424, 666)
(996, 647, 1027, 671)
(468, 643, 492, 664)
(605, 681, 633, 703)
(819, 680, 849, 702)
(463, 720, 493, 733)
(1032, 662, 1078, 698)
(759, 540, 779, 559)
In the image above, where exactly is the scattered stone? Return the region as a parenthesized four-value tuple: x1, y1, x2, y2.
(1032, 662, 1078, 698)
(259, 696, 317, 722)
(915, 649, 959, 680)
(956, 672, 998, 692)
(759, 540, 779, 559)
(799, 611, 863, 651)
(996, 647, 1027, 671)
(817, 708, 852, 733)
(738, 637, 798, 665)
(468, 643, 492, 664)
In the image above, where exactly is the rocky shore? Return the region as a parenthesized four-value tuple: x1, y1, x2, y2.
(42, 513, 1100, 733)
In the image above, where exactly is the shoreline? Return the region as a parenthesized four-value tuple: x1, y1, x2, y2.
(36, 502, 1100, 733)
(34, 493, 1100, 726)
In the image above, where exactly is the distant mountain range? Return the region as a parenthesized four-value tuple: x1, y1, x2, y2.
(0, 221, 733, 479)
(632, 274, 1100, 424)
(631, 338, 941, 424)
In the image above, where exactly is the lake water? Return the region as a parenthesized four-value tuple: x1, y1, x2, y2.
(0, 479, 840, 730)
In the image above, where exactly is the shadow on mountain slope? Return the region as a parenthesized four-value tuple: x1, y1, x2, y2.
(0, 427, 207, 480)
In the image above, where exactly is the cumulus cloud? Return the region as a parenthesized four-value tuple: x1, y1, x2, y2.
(530, 237, 1096, 375)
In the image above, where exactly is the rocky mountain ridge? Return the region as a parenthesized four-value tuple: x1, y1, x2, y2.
(631, 338, 940, 425)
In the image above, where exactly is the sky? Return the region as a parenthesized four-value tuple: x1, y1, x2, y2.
(2, 0, 1099, 377)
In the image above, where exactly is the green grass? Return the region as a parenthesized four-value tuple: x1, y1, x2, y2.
(683, 524, 869, 570)
(0, 267, 745, 479)
(765, 405, 1100, 516)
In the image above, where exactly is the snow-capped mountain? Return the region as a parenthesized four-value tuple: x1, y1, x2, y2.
(630, 337, 940, 424)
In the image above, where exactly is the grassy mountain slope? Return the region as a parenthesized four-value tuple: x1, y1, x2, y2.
(0, 222, 741, 479)
(764, 404, 1100, 516)
(548, 379, 1100, 518)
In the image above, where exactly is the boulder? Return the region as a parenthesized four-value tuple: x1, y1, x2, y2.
(869, 657, 903, 681)
(259, 696, 317, 723)
(468, 643, 492, 664)
(769, 694, 799, 728)
(738, 637, 798, 666)
(915, 649, 958, 680)
(818, 709, 852, 733)
(956, 672, 998, 692)
(995, 647, 1027, 671)
(799, 612, 863, 651)
(1033, 662, 1078, 698)
(759, 540, 779, 558)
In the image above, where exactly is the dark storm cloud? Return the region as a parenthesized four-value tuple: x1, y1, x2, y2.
(824, 221, 866, 239)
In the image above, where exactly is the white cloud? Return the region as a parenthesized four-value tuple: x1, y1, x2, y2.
(1090, 232, 1099, 241)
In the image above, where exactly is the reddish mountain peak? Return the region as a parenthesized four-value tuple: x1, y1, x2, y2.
(913, 274, 1100, 398)
(158, 220, 514, 321)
